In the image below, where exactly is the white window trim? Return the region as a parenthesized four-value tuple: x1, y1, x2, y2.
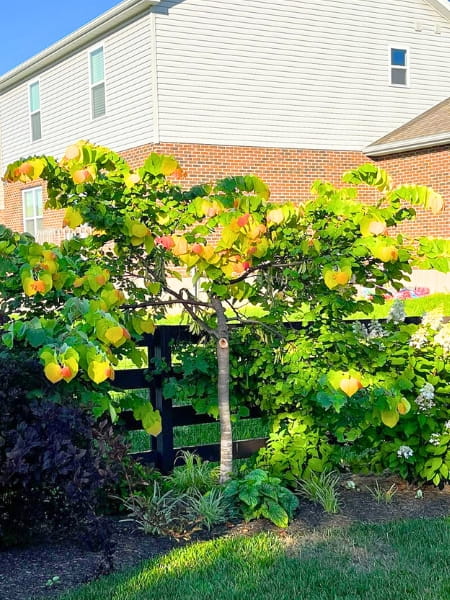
(88, 44, 106, 120)
(388, 45, 410, 88)
(28, 79, 42, 142)
(22, 186, 43, 236)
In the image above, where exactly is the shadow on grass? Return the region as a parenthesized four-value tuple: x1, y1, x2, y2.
(60, 518, 450, 600)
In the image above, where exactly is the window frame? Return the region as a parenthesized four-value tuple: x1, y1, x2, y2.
(22, 186, 43, 237)
(89, 44, 106, 120)
(28, 80, 42, 141)
(389, 46, 409, 88)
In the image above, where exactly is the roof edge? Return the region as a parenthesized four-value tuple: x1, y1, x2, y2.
(0, 0, 161, 93)
(365, 131, 450, 157)
(425, 0, 450, 21)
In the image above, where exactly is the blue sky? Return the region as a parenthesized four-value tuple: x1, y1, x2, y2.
(0, 1, 121, 76)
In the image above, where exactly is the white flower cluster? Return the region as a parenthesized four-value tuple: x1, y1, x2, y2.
(397, 445, 414, 459)
(352, 320, 386, 340)
(409, 327, 428, 349)
(415, 383, 435, 412)
(422, 309, 444, 331)
(409, 309, 449, 352)
(429, 433, 441, 447)
(387, 299, 406, 323)
(445, 421, 450, 430)
(368, 320, 387, 339)
(434, 323, 450, 355)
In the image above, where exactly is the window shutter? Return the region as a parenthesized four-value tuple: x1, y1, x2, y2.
(91, 83, 106, 119)
(31, 112, 42, 141)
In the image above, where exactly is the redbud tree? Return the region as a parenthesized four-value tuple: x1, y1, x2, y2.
(1, 141, 448, 481)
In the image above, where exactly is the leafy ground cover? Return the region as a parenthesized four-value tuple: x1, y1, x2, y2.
(2, 475, 448, 600)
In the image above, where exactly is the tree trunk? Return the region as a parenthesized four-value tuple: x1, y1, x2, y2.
(211, 297, 233, 483)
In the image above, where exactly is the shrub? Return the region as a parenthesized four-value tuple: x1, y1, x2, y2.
(224, 468, 298, 528)
(256, 413, 333, 483)
(0, 350, 125, 547)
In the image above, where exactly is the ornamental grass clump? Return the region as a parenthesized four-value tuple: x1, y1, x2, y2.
(169, 450, 220, 494)
(295, 470, 341, 514)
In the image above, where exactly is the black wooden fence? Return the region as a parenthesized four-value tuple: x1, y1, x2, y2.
(113, 318, 422, 473)
(113, 325, 267, 473)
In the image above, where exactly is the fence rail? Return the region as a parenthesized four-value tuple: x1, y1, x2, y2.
(113, 318, 421, 473)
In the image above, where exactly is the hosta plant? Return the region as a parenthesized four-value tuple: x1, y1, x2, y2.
(224, 468, 299, 528)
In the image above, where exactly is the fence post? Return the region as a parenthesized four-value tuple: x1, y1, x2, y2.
(149, 327, 175, 474)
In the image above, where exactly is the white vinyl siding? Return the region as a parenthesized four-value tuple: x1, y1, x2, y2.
(0, 16, 154, 166)
(22, 187, 43, 237)
(29, 81, 41, 141)
(89, 47, 106, 119)
(154, 0, 450, 150)
(1, 0, 450, 164)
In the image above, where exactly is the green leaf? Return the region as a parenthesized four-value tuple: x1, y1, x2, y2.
(132, 402, 162, 436)
(238, 487, 260, 508)
(261, 500, 289, 528)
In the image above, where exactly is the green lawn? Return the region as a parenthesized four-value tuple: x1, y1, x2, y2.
(128, 417, 268, 453)
(351, 292, 450, 319)
(59, 517, 450, 600)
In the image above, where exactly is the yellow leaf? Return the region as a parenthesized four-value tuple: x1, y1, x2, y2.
(360, 217, 387, 237)
(425, 190, 444, 214)
(44, 363, 63, 384)
(179, 253, 199, 268)
(323, 267, 352, 289)
(140, 319, 156, 334)
(131, 222, 148, 238)
(339, 376, 363, 397)
(61, 358, 78, 382)
(201, 245, 217, 263)
(87, 361, 112, 384)
(381, 410, 399, 428)
(63, 207, 84, 229)
(267, 208, 284, 225)
(104, 326, 126, 346)
(373, 244, 399, 263)
(397, 398, 411, 415)
(172, 236, 189, 256)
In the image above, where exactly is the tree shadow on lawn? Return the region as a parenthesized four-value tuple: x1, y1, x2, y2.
(60, 516, 450, 600)
(2, 475, 450, 600)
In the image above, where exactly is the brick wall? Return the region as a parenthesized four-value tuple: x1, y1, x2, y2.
(1, 142, 449, 238)
(375, 145, 450, 239)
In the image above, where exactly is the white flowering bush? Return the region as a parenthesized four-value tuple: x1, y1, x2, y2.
(345, 309, 450, 486)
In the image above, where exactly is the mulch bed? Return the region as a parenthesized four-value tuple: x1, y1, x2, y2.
(1, 475, 449, 600)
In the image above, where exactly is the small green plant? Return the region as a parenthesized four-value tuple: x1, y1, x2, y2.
(365, 481, 398, 504)
(120, 481, 190, 536)
(295, 470, 341, 514)
(224, 468, 298, 528)
(45, 575, 61, 588)
(169, 451, 219, 494)
(186, 488, 232, 531)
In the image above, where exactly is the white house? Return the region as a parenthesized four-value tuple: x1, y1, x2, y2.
(1, 0, 450, 243)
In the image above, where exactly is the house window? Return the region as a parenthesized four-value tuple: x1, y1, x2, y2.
(29, 81, 42, 141)
(23, 187, 43, 237)
(390, 48, 408, 86)
(89, 47, 106, 119)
